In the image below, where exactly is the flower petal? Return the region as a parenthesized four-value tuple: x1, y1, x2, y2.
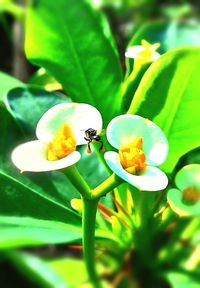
(175, 164, 200, 191)
(104, 151, 168, 191)
(125, 46, 160, 61)
(36, 103, 102, 145)
(106, 114, 168, 166)
(11, 140, 81, 172)
(167, 188, 200, 217)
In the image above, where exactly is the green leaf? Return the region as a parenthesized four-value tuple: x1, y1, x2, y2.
(6, 87, 70, 133)
(0, 71, 24, 101)
(25, 0, 122, 125)
(5, 251, 69, 288)
(0, 217, 82, 249)
(29, 68, 62, 91)
(165, 271, 200, 288)
(77, 146, 108, 188)
(48, 258, 87, 287)
(128, 48, 200, 173)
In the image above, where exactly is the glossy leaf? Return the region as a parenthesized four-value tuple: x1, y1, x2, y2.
(128, 48, 200, 172)
(0, 217, 82, 249)
(25, 0, 122, 125)
(6, 87, 70, 134)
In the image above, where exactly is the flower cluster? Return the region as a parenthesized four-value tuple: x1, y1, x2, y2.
(12, 103, 169, 192)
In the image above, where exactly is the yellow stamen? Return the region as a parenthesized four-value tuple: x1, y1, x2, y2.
(182, 186, 200, 206)
(47, 124, 76, 161)
(119, 137, 147, 175)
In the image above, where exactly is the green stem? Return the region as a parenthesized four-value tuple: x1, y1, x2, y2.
(82, 197, 100, 287)
(92, 173, 122, 199)
(62, 165, 91, 199)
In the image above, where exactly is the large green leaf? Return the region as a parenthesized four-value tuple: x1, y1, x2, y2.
(0, 71, 24, 101)
(25, 0, 122, 125)
(6, 87, 70, 134)
(4, 251, 69, 288)
(0, 217, 82, 249)
(128, 48, 200, 173)
(49, 257, 87, 287)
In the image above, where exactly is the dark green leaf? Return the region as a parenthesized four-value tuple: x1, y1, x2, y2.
(6, 87, 70, 134)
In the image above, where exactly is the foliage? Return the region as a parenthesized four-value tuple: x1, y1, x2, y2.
(0, 0, 200, 287)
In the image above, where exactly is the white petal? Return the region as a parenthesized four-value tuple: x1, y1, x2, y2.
(106, 114, 168, 166)
(104, 151, 168, 191)
(125, 46, 160, 61)
(175, 164, 200, 191)
(11, 140, 81, 172)
(36, 103, 103, 145)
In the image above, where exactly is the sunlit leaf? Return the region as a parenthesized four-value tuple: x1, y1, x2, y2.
(25, 0, 122, 125)
(0, 217, 82, 248)
(128, 48, 200, 172)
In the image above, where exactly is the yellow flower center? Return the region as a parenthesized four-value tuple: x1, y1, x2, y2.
(182, 186, 200, 205)
(47, 124, 76, 161)
(119, 137, 147, 175)
(136, 39, 160, 60)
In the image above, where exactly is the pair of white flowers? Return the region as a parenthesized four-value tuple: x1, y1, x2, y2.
(12, 102, 169, 192)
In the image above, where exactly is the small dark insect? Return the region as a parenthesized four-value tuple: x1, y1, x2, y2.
(84, 128, 105, 154)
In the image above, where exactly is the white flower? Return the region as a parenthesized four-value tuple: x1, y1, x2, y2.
(167, 164, 200, 217)
(104, 114, 168, 191)
(125, 39, 160, 62)
(12, 103, 102, 172)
